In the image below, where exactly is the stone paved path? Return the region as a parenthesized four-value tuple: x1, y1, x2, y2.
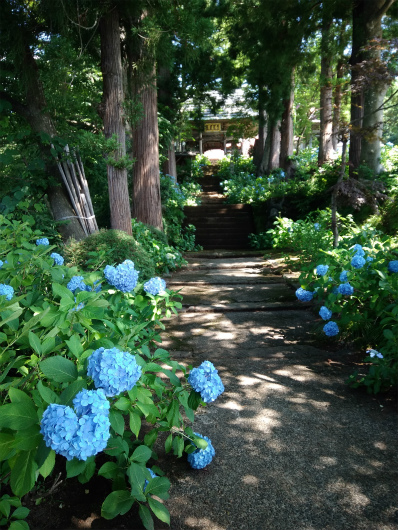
(156, 251, 398, 530)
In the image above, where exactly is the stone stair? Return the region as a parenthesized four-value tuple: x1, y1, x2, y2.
(184, 173, 255, 250)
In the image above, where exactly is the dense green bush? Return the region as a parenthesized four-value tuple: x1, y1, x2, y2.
(267, 209, 398, 394)
(0, 216, 223, 529)
(220, 152, 339, 216)
(160, 172, 202, 252)
(64, 229, 157, 280)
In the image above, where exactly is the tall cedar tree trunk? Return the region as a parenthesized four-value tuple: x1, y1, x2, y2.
(253, 90, 267, 174)
(360, 9, 390, 174)
(332, 59, 345, 151)
(318, 21, 334, 165)
(132, 65, 163, 231)
(349, 0, 395, 177)
(10, 45, 86, 241)
(158, 66, 177, 181)
(268, 120, 281, 172)
(100, 8, 132, 235)
(279, 70, 295, 174)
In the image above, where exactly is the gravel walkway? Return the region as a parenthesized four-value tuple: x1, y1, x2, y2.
(155, 251, 398, 530)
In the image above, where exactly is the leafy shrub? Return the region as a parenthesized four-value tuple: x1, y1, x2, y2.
(160, 172, 202, 252)
(131, 219, 188, 274)
(219, 153, 339, 216)
(257, 211, 336, 262)
(0, 216, 224, 529)
(295, 235, 398, 394)
(64, 229, 156, 280)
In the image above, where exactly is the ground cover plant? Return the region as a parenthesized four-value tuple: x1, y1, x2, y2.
(0, 216, 224, 530)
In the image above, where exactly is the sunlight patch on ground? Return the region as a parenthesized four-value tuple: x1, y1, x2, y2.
(184, 516, 227, 530)
(328, 480, 371, 508)
(252, 372, 279, 383)
(374, 441, 387, 450)
(242, 474, 260, 486)
(217, 399, 243, 412)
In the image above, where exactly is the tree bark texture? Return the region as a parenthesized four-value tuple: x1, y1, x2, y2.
(158, 65, 177, 180)
(361, 81, 388, 174)
(132, 66, 163, 231)
(162, 143, 177, 180)
(279, 70, 295, 173)
(332, 60, 345, 151)
(22, 45, 86, 241)
(254, 103, 267, 174)
(268, 120, 281, 172)
(100, 8, 132, 235)
(349, 0, 395, 177)
(318, 22, 334, 165)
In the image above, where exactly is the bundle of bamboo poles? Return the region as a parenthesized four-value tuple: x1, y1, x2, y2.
(53, 145, 98, 236)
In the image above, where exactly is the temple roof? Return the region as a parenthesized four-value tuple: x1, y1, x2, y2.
(184, 89, 257, 120)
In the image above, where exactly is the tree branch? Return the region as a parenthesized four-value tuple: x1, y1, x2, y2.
(375, 0, 396, 20)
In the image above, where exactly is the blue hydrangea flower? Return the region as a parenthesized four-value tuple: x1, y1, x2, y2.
(144, 468, 158, 492)
(351, 255, 366, 269)
(187, 433, 215, 470)
(295, 287, 313, 302)
(339, 270, 348, 282)
(366, 349, 383, 359)
(188, 361, 224, 403)
(0, 284, 14, 301)
(316, 264, 329, 276)
(144, 277, 166, 296)
(73, 388, 110, 417)
(87, 347, 142, 397)
(104, 260, 139, 292)
(70, 301, 85, 312)
(50, 252, 64, 266)
(388, 260, 398, 273)
(314, 223, 320, 231)
(0, 260, 3, 268)
(67, 276, 86, 293)
(351, 244, 365, 257)
(319, 306, 332, 321)
(40, 393, 111, 461)
(323, 321, 339, 337)
(337, 283, 354, 296)
(36, 238, 49, 246)
(366, 256, 374, 263)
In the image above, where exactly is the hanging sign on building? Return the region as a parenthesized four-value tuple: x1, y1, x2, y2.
(205, 123, 221, 132)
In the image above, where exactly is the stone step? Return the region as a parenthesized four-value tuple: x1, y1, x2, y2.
(185, 204, 251, 212)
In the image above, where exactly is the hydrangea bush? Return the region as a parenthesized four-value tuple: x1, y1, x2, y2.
(294, 234, 398, 394)
(0, 215, 224, 530)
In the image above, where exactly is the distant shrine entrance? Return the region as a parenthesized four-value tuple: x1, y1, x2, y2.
(179, 90, 258, 161)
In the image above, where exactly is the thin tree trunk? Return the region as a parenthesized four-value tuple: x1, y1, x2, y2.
(162, 143, 177, 181)
(100, 8, 132, 235)
(158, 65, 177, 180)
(332, 60, 345, 151)
(132, 65, 163, 231)
(254, 100, 267, 174)
(318, 21, 334, 165)
(331, 138, 348, 248)
(280, 70, 295, 173)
